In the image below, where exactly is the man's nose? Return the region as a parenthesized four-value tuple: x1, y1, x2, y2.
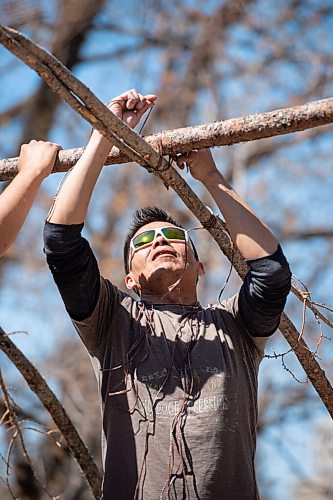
(152, 233, 169, 248)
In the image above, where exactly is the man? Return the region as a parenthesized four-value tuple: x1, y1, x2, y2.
(43, 89, 291, 499)
(0, 140, 60, 256)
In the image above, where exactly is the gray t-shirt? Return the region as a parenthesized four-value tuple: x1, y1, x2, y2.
(73, 278, 266, 500)
(44, 222, 291, 499)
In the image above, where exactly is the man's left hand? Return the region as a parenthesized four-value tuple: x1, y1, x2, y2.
(176, 149, 219, 184)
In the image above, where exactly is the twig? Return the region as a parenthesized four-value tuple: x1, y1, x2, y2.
(1, 370, 57, 498)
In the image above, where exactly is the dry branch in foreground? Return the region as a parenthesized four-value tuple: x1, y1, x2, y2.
(0, 26, 332, 419)
(0, 326, 102, 499)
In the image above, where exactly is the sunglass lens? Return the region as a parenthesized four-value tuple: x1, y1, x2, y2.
(132, 230, 155, 249)
(161, 227, 186, 240)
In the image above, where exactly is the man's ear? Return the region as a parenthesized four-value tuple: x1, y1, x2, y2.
(125, 272, 138, 291)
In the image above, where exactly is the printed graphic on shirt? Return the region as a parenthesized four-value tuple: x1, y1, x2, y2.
(139, 392, 229, 418)
(132, 362, 245, 429)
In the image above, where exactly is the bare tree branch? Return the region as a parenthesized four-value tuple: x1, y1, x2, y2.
(0, 369, 52, 498)
(0, 326, 102, 499)
(281, 229, 333, 240)
(1, 95, 333, 180)
(0, 25, 332, 420)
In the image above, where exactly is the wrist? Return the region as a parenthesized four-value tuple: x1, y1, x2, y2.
(17, 166, 48, 184)
(89, 129, 114, 150)
(201, 169, 226, 187)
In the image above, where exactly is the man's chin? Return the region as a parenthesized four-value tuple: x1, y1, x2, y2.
(148, 263, 183, 280)
(154, 263, 177, 274)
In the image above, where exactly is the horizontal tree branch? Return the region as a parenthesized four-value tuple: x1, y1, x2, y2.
(1, 26, 332, 419)
(1, 96, 333, 180)
(281, 229, 333, 240)
(0, 326, 102, 499)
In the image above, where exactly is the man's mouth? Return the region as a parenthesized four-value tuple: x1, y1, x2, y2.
(152, 249, 177, 261)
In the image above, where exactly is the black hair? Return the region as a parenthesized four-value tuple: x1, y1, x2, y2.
(124, 206, 199, 274)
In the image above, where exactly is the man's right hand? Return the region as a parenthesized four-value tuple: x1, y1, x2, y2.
(18, 140, 61, 180)
(107, 89, 157, 129)
(45, 89, 156, 225)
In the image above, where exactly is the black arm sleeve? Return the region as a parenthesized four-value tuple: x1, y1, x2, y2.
(43, 221, 100, 321)
(238, 245, 292, 337)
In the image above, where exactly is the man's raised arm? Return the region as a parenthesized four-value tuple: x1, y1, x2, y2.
(44, 90, 156, 323)
(47, 90, 156, 225)
(177, 149, 291, 337)
(177, 148, 278, 261)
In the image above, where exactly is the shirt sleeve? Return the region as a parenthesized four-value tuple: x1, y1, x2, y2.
(43, 221, 101, 321)
(238, 245, 292, 337)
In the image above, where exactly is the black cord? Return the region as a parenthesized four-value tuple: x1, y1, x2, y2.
(138, 106, 154, 135)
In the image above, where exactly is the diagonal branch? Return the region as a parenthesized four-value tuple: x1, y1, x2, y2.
(0, 327, 102, 499)
(0, 26, 332, 420)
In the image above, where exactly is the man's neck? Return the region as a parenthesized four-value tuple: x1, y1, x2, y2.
(140, 286, 198, 306)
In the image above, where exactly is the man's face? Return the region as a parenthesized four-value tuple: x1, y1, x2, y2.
(125, 221, 204, 292)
